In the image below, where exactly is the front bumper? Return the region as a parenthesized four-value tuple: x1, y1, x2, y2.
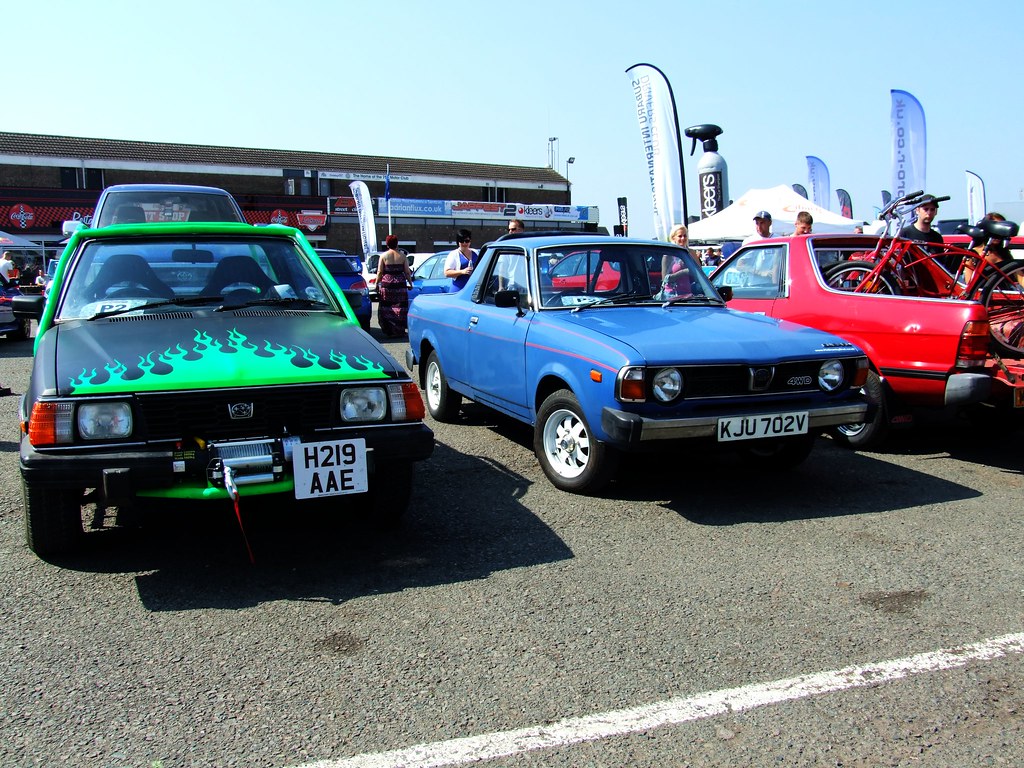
(20, 422, 434, 503)
(601, 401, 869, 447)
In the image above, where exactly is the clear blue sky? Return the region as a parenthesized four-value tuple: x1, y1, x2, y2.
(7, 0, 1021, 237)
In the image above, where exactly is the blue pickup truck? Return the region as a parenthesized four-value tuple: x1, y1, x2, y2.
(406, 233, 870, 494)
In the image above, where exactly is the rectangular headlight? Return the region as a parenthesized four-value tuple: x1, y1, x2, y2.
(341, 387, 387, 422)
(77, 402, 133, 440)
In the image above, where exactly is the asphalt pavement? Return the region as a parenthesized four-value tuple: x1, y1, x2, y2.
(0, 319, 1021, 768)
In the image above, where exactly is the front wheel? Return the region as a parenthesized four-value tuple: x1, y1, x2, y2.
(824, 261, 900, 294)
(977, 261, 1024, 357)
(424, 351, 462, 422)
(24, 480, 84, 557)
(534, 389, 617, 494)
(830, 370, 889, 449)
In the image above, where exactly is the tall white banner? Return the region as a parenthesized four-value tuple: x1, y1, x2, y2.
(965, 170, 986, 225)
(891, 89, 926, 199)
(349, 180, 378, 256)
(806, 156, 830, 211)
(625, 63, 685, 241)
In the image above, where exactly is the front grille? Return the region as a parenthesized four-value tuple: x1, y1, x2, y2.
(682, 360, 827, 399)
(136, 384, 336, 441)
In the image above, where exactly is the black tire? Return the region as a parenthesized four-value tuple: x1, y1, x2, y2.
(534, 389, 617, 494)
(368, 461, 412, 529)
(829, 370, 889, 450)
(24, 480, 84, 557)
(824, 261, 900, 294)
(424, 351, 461, 422)
(741, 433, 816, 469)
(977, 261, 1024, 357)
(6, 317, 31, 341)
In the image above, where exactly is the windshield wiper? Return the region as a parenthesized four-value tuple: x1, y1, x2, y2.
(570, 293, 654, 312)
(661, 293, 724, 308)
(215, 296, 334, 312)
(87, 294, 226, 320)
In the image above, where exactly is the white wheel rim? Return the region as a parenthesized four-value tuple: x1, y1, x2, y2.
(542, 407, 590, 479)
(426, 361, 442, 412)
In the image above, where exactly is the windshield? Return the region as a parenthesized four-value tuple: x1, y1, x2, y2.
(95, 191, 244, 227)
(54, 236, 336, 321)
(318, 254, 362, 275)
(537, 243, 717, 308)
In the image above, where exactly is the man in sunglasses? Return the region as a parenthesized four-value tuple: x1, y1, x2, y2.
(507, 218, 525, 235)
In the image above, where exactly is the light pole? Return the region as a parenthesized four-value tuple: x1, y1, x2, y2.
(565, 157, 575, 203)
(547, 137, 558, 168)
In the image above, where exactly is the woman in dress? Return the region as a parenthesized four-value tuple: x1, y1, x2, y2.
(376, 234, 412, 337)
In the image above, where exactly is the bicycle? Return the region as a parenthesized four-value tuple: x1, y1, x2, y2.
(823, 190, 1024, 356)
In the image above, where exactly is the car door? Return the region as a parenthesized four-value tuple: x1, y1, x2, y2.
(464, 247, 532, 421)
(711, 243, 788, 316)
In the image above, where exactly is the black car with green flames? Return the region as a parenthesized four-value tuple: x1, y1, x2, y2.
(14, 221, 433, 557)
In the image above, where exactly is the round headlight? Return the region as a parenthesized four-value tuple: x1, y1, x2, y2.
(818, 359, 845, 392)
(652, 368, 683, 402)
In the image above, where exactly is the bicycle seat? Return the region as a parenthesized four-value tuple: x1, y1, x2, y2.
(979, 218, 1019, 240)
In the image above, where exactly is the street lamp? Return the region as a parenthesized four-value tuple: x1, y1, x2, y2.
(547, 137, 559, 168)
(565, 157, 575, 203)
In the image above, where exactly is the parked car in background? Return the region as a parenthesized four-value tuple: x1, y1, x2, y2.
(407, 234, 869, 494)
(708, 233, 1022, 447)
(407, 252, 454, 301)
(315, 248, 372, 331)
(14, 220, 433, 557)
(62, 183, 246, 235)
(0, 279, 31, 340)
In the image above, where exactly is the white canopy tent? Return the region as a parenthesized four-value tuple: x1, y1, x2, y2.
(687, 185, 863, 241)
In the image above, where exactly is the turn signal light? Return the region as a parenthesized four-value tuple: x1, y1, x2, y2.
(28, 401, 74, 446)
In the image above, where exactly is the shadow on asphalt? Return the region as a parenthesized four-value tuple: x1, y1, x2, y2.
(608, 424, 1003, 525)
(50, 442, 572, 612)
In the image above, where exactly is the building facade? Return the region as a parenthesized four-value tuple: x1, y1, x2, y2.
(0, 132, 598, 258)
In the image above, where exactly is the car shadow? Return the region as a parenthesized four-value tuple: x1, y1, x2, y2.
(50, 443, 572, 612)
(610, 433, 985, 525)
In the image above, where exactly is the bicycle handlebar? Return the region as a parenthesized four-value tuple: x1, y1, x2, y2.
(880, 190, 923, 219)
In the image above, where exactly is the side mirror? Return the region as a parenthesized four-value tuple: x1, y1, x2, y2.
(494, 289, 525, 315)
(62, 220, 84, 236)
(716, 285, 733, 302)
(13, 294, 45, 320)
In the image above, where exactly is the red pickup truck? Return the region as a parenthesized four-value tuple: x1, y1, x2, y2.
(709, 233, 1024, 448)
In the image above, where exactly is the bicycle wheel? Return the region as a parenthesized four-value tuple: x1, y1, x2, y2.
(824, 261, 901, 295)
(977, 261, 1024, 357)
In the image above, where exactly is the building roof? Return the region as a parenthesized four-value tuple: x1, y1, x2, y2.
(0, 131, 566, 184)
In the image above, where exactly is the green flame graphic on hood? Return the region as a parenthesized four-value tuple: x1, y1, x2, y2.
(66, 325, 388, 394)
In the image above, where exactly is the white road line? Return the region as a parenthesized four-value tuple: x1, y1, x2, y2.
(290, 632, 1024, 768)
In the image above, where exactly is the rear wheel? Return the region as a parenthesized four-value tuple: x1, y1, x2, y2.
(830, 371, 889, 449)
(534, 389, 617, 494)
(24, 480, 84, 557)
(424, 351, 462, 422)
(825, 261, 900, 294)
(977, 262, 1024, 357)
(6, 317, 31, 341)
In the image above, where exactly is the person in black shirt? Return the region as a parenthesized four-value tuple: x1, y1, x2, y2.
(899, 194, 943, 246)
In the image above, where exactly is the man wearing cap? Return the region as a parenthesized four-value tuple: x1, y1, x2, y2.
(899, 194, 943, 248)
(742, 211, 774, 246)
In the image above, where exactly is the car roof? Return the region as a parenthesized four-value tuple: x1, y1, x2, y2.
(100, 183, 236, 195)
(74, 221, 291, 239)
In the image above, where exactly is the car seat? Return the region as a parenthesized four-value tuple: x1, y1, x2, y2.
(201, 255, 275, 297)
(85, 253, 174, 300)
(112, 205, 146, 224)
